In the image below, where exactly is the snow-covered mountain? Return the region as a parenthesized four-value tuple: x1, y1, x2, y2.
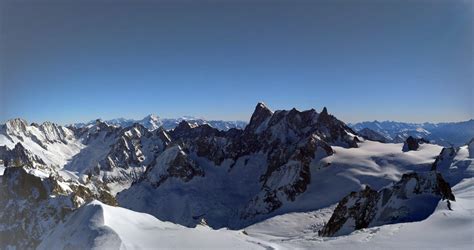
(350, 119, 474, 146)
(1, 103, 473, 249)
(39, 200, 274, 250)
(72, 114, 247, 131)
(117, 104, 359, 228)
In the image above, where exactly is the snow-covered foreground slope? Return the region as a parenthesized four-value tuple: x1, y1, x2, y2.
(39, 177, 473, 250)
(245, 177, 474, 249)
(39, 200, 277, 250)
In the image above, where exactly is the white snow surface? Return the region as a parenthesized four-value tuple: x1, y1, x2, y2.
(39, 177, 474, 250)
(269, 141, 445, 216)
(39, 200, 276, 250)
(244, 177, 474, 249)
(117, 140, 446, 229)
(0, 119, 85, 174)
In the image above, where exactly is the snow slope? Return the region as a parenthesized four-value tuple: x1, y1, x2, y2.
(0, 119, 84, 168)
(245, 177, 474, 249)
(267, 140, 444, 216)
(39, 177, 473, 250)
(117, 139, 444, 229)
(39, 200, 277, 250)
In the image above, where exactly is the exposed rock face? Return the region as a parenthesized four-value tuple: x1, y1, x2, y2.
(170, 121, 224, 140)
(431, 147, 457, 171)
(98, 124, 171, 183)
(1, 103, 361, 231)
(237, 105, 355, 218)
(319, 171, 455, 237)
(169, 121, 234, 166)
(403, 136, 429, 151)
(119, 103, 358, 227)
(0, 167, 116, 249)
(76, 119, 122, 144)
(430, 141, 474, 184)
(4, 118, 76, 149)
(0, 143, 46, 168)
(358, 128, 388, 143)
(0, 168, 66, 249)
(143, 145, 204, 187)
(245, 102, 274, 133)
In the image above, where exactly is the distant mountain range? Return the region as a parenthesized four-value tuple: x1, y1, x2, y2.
(71, 114, 247, 131)
(72, 116, 474, 147)
(349, 119, 474, 146)
(0, 105, 473, 248)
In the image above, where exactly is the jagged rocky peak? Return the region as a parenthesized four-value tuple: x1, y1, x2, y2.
(147, 113, 159, 120)
(246, 102, 274, 133)
(5, 118, 29, 134)
(76, 119, 121, 143)
(243, 103, 357, 145)
(0, 143, 46, 168)
(139, 114, 162, 130)
(3, 118, 77, 147)
(170, 120, 223, 140)
(319, 171, 455, 237)
(118, 103, 360, 228)
(431, 147, 457, 171)
(98, 123, 171, 183)
(176, 120, 195, 130)
(38, 121, 74, 143)
(236, 105, 360, 219)
(155, 127, 172, 144)
(316, 106, 332, 124)
(143, 145, 204, 188)
(429, 140, 473, 184)
(95, 119, 111, 129)
(320, 106, 328, 116)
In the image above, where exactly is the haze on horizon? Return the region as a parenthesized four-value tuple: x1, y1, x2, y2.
(0, 0, 472, 125)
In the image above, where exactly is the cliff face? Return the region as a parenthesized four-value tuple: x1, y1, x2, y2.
(0, 167, 116, 249)
(319, 171, 455, 237)
(118, 103, 359, 228)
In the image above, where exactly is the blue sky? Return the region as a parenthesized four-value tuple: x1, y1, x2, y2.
(0, 0, 472, 124)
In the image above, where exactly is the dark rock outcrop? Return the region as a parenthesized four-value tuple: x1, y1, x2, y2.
(143, 145, 205, 188)
(0, 143, 46, 168)
(431, 147, 457, 171)
(0, 167, 116, 249)
(245, 102, 273, 133)
(358, 128, 388, 143)
(120, 103, 359, 226)
(319, 171, 455, 237)
(403, 136, 429, 151)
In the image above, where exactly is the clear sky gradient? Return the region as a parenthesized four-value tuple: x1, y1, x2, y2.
(0, 0, 472, 124)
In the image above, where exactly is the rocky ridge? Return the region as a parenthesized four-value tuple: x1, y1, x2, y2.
(319, 171, 455, 237)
